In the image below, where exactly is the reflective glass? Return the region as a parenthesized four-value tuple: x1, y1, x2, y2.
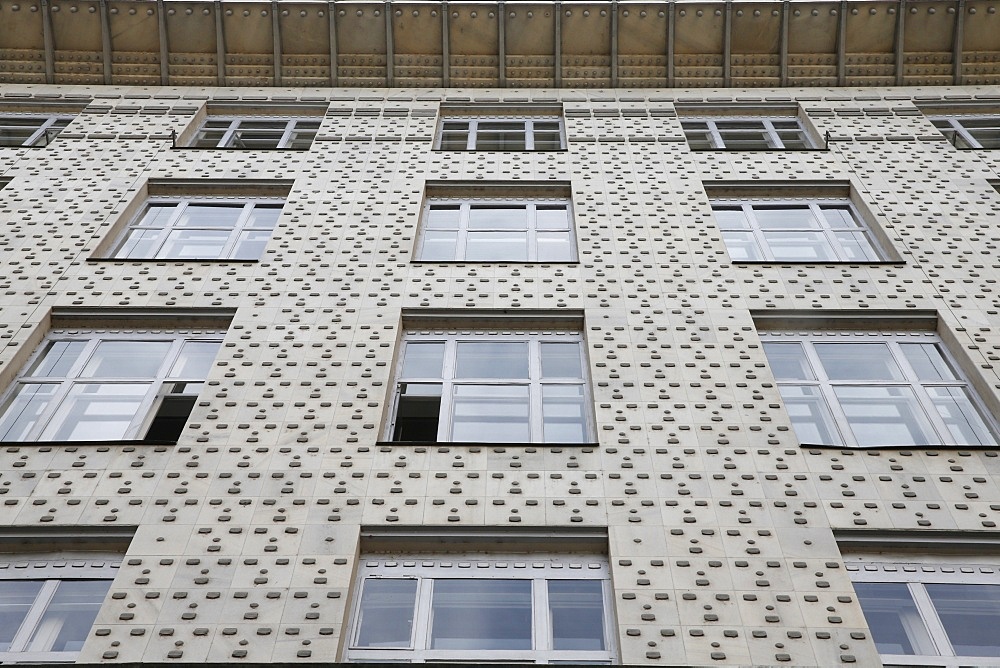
(45, 383, 149, 441)
(401, 342, 446, 379)
(175, 204, 242, 228)
(899, 343, 956, 381)
(232, 230, 274, 260)
(762, 342, 814, 380)
(777, 385, 840, 445)
(429, 579, 532, 650)
(28, 340, 87, 377)
(0, 580, 43, 650)
(541, 342, 583, 378)
(536, 232, 573, 261)
(168, 341, 221, 379)
(542, 385, 588, 443)
(536, 206, 570, 229)
(713, 207, 751, 230)
(832, 231, 881, 262)
(762, 231, 838, 261)
(455, 342, 529, 379)
(420, 230, 459, 261)
(468, 206, 527, 230)
(822, 206, 859, 228)
(854, 582, 935, 656)
(926, 386, 998, 445)
(425, 206, 461, 229)
(158, 229, 230, 259)
(26, 579, 111, 652)
(814, 343, 903, 381)
(247, 206, 282, 229)
(0, 384, 57, 441)
(754, 207, 817, 229)
(834, 385, 935, 446)
(116, 228, 166, 259)
(355, 579, 418, 648)
(466, 231, 528, 261)
(721, 231, 763, 261)
(451, 385, 530, 442)
(549, 580, 605, 651)
(926, 583, 1000, 657)
(81, 341, 171, 378)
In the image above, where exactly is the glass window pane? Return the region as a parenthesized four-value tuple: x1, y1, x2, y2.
(542, 385, 588, 443)
(134, 204, 177, 229)
(28, 340, 88, 377)
(246, 205, 282, 229)
(455, 342, 529, 379)
(81, 341, 172, 378)
(465, 231, 528, 261)
(0, 384, 58, 440)
(231, 230, 274, 260)
(0, 580, 44, 650)
(158, 229, 230, 259)
(116, 228, 166, 259)
(777, 385, 840, 445)
(536, 232, 573, 262)
(927, 583, 1000, 657)
(168, 341, 221, 379)
(814, 343, 904, 381)
(926, 386, 998, 445)
(420, 230, 459, 261)
(722, 231, 764, 261)
(854, 582, 936, 656)
(44, 383, 150, 441)
(175, 204, 242, 228)
(355, 579, 418, 648)
(451, 385, 530, 442)
(753, 207, 816, 229)
(476, 131, 527, 151)
(541, 342, 583, 378)
(468, 206, 527, 230)
(426, 206, 461, 230)
(440, 130, 470, 150)
(899, 343, 957, 381)
(763, 342, 815, 380)
(821, 206, 860, 229)
(713, 207, 751, 230)
(717, 133, 771, 150)
(535, 206, 569, 230)
(430, 580, 532, 650)
(549, 580, 605, 651)
(834, 386, 936, 446)
(832, 231, 881, 262)
(762, 231, 838, 261)
(401, 342, 446, 379)
(26, 579, 112, 653)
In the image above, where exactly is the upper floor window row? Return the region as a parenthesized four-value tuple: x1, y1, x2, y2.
(188, 117, 322, 150)
(929, 116, 1000, 150)
(0, 115, 73, 148)
(682, 117, 816, 150)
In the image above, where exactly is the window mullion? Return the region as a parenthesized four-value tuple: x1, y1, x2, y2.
(8, 579, 59, 652)
(708, 121, 725, 149)
(468, 119, 479, 150)
(219, 120, 240, 148)
(414, 576, 435, 651)
(745, 205, 773, 261)
(526, 204, 538, 262)
(887, 339, 953, 444)
(525, 119, 535, 151)
(529, 339, 544, 442)
(456, 203, 471, 261)
(908, 582, 957, 658)
(803, 341, 856, 446)
(439, 339, 458, 442)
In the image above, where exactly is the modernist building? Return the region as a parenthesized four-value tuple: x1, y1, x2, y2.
(1, 0, 1000, 665)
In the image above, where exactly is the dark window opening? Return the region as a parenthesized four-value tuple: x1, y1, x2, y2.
(392, 384, 442, 441)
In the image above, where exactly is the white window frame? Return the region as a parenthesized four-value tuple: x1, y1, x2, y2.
(436, 116, 566, 151)
(388, 330, 593, 443)
(108, 196, 284, 261)
(190, 117, 320, 149)
(0, 330, 224, 442)
(762, 331, 998, 447)
(417, 197, 577, 263)
(712, 198, 885, 262)
(0, 555, 119, 664)
(346, 553, 615, 664)
(928, 115, 1000, 150)
(848, 558, 1000, 667)
(0, 115, 73, 147)
(682, 117, 814, 150)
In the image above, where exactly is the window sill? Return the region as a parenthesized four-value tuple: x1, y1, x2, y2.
(410, 260, 580, 265)
(732, 260, 906, 266)
(170, 146, 313, 151)
(378, 440, 600, 448)
(433, 148, 569, 152)
(802, 442, 998, 450)
(689, 146, 827, 152)
(87, 257, 259, 264)
(0, 439, 177, 447)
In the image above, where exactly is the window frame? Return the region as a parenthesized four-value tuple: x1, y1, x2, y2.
(848, 557, 1000, 667)
(681, 117, 817, 150)
(346, 553, 615, 664)
(387, 330, 594, 444)
(0, 114, 74, 148)
(928, 115, 1000, 150)
(0, 329, 225, 443)
(416, 196, 577, 263)
(107, 196, 285, 261)
(187, 116, 320, 150)
(0, 555, 119, 663)
(761, 331, 999, 448)
(711, 197, 886, 263)
(436, 116, 566, 151)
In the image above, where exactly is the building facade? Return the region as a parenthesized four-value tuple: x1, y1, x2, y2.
(2, 1, 1000, 666)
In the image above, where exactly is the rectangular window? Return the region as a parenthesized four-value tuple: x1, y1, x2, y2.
(929, 116, 1000, 149)
(713, 199, 884, 262)
(761, 331, 998, 447)
(438, 118, 564, 151)
(188, 117, 320, 149)
(845, 546, 1000, 667)
(417, 183, 576, 263)
(682, 117, 815, 150)
(0, 115, 73, 148)
(347, 552, 613, 663)
(0, 329, 224, 443)
(389, 329, 592, 444)
(109, 198, 284, 261)
(0, 553, 120, 663)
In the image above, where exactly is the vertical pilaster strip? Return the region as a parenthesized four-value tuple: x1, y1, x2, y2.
(99, 0, 112, 84)
(328, 0, 338, 87)
(953, 0, 966, 85)
(837, 0, 847, 85)
(215, 0, 226, 86)
(779, 0, 789, 87)
(385, 0, 394, 87)
(41, 0, 55, 84)
(895, 0, 905, 85)
(723, 0, 732, 87)
(272, 0, 282, 86)
(157, 0, 169, 85)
